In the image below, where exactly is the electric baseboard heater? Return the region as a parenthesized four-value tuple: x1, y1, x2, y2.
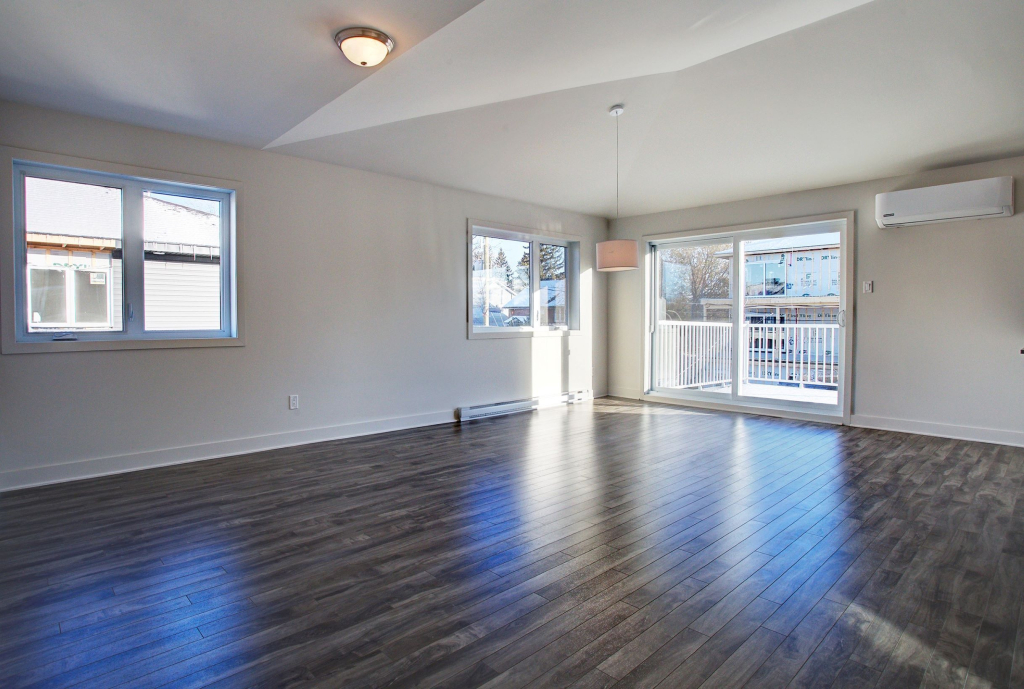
(456, 390, 592, 422)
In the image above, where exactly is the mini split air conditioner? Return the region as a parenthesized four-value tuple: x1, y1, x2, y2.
(875, 176, 1014, 228)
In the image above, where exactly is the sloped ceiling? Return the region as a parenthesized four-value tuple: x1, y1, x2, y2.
(267, 0, 877, 145)
(2, 0, 1023, 217)
(0, 0, 484, 147)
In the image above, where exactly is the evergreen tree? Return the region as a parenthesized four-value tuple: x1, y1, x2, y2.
(516, 250, 530, 290)
(540, 244, 565, 280)
(493, 248, 514, 290)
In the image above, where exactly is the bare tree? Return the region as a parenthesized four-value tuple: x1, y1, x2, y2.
(661, 245, 731, 320)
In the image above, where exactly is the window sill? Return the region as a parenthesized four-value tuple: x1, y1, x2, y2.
(2, 334, 244, 355)
(468, 327, 579, 340)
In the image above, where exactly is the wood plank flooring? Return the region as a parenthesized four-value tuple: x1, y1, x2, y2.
(2, 398, 1023, 688)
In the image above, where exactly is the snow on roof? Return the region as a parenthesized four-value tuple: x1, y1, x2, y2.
(504, 280, 566, 308)
(143, 195, 220, 246)
(25, 177, 220, 246)
(472, 276, 517, 298)
(26, 177, 121, 240)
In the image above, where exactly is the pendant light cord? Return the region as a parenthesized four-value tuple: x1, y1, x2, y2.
(615, 113, 620, 220)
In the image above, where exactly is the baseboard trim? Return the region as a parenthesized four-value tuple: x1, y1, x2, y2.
(850, 414, 1024, 448)
(608, 393, 1023, 447)
(607, 387, 644, 400)
(0, 410, 456, 493)
(8, 407, 1017, 493)
(642, 393, 844, 425)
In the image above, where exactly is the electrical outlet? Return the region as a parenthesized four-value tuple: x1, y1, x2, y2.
(862, 281, 873, 294)
(289, 395, 299, 410)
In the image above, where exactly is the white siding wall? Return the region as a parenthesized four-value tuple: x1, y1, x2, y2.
(143, 260, 220, 331)
(111, 260, 123, 330)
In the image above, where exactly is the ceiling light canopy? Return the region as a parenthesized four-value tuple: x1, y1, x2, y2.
(335, 28, 394, 67)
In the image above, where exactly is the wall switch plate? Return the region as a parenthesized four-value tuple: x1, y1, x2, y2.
(289, 395, 299, 410)
(862, 281, 874, 294)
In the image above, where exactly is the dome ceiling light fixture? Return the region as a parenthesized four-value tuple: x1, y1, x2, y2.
(335, 27, 394, 67)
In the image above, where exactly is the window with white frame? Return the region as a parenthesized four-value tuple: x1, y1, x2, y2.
(743, 259, 786, 297)
(12, 161, 236, 344)
(468, 223, 579, 337)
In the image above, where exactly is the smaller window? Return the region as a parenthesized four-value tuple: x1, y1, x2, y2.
(764, 261, 786, 296)
(468, 224, 579, 338)
(538, 244, 567, 326)
(29, 267, 69, 326)
(745, 262, 766, 297)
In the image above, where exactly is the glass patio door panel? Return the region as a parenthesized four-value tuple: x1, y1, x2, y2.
(651, 238, 734, 394)
(738, 230, 841, 407)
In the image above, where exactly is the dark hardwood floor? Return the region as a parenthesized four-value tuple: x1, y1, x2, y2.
(2, 398, 1023, 689)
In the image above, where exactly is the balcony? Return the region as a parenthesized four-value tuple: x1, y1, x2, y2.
(653, 320, 840, 405)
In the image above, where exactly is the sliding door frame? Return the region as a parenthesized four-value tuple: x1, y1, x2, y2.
(640, 211, 855, 424)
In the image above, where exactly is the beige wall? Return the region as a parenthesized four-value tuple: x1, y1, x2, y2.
(609, 156, 1024, 446)
(0, 101, 608, 490)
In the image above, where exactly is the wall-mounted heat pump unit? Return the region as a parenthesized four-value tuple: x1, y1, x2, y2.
(875, 176, 1013, 228)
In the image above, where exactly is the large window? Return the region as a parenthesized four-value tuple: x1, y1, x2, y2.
(648, 218, 849, 418)
(469, 223, 579, 337)
(12, 160, 236, 345)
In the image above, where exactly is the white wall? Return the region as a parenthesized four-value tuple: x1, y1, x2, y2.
(609, 157, 1024, 446)
(0, 101, 608, 490)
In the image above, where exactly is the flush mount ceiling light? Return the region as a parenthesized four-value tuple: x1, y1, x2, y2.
(335, 27, 394, 67)
(597, 104, 639, 272)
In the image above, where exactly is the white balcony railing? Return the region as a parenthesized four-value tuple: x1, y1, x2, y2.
(745, 323, 840, 389)
(653, 321, 840, 392)
(653, 321, 732, 389)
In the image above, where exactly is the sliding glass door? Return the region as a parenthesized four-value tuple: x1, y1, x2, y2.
(648, 218, 850, 419)
(651, 236, 735, 395)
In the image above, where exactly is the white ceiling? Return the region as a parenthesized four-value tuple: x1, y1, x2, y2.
(0, 0, 483, 147)
(2, 0, 1023, 218)
(268, 0, 876, 145)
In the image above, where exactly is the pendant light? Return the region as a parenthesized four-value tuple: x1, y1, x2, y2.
(596, 103, 639, 272)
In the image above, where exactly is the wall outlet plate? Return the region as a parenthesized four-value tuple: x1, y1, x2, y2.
(289, 395, 299, 410)
(862, 281, 874, 293)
